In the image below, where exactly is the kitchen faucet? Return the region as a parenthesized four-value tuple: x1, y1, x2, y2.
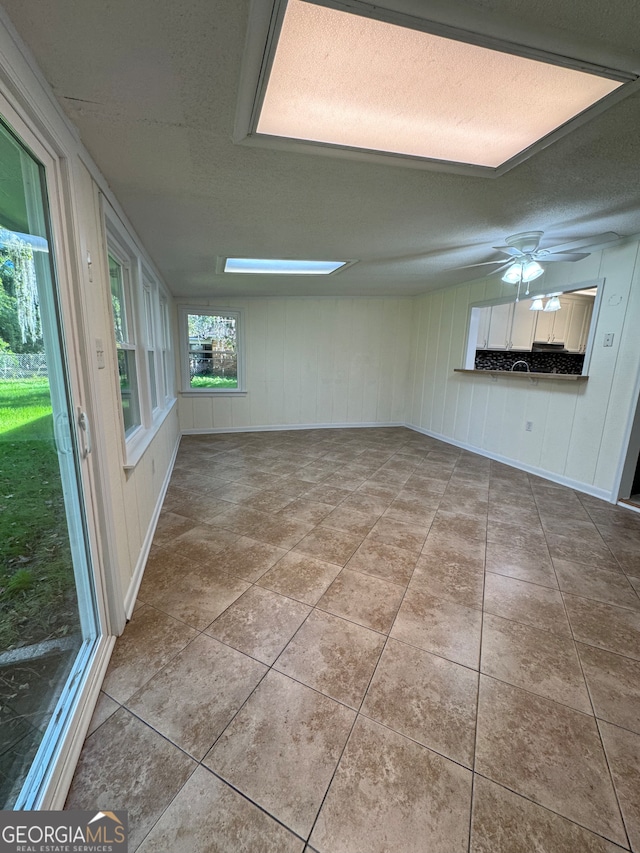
(511, 360, 531, 373)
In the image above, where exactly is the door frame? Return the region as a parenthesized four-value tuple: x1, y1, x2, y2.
(0, 64, 119, 809)
(614, 358, 640, 506)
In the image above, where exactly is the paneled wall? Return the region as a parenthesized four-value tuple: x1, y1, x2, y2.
(407, 239, 640, 499)
(178, 297, 412, 432)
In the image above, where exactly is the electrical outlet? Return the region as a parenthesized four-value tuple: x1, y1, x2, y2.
(603, 333, 614, 347)
(525, 421, 533, 432)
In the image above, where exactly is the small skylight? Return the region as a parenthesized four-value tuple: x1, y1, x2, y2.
(254, 0, 626, 171)
(223, 258, 347, 275)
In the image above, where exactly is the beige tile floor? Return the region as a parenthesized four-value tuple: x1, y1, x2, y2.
(66, 427, 640, 852)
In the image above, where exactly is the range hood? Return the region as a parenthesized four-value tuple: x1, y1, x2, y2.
(532, 341, 568, 352)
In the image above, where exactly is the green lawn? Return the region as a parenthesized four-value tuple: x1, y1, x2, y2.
(0, 377, 79, 651)
(190, 375, 238, 389)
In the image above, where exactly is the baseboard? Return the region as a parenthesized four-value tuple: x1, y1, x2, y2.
(181, 421, 405, 435)
(618, 499, 640, 515)
(123, 432, 181, 618)
(405, 423, 615, 503)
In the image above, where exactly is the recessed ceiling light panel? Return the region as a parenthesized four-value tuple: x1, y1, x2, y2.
(223, 258, 349, 275)
(248, 0, 631, 172)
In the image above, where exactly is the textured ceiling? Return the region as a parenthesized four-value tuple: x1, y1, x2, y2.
(2, 0, 640, 297)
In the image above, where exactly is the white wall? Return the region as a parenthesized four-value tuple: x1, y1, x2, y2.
(178, 297, 412, 432)
(407, 239, 640, 499)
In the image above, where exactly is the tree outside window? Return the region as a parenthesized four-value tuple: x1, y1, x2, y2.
(187, 312, 238, 389)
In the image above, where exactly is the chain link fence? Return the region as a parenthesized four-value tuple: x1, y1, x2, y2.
(0, 352, 48, 379)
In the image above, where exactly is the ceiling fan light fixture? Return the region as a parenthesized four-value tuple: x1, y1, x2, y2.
(522, 260, 544, 281)
(544, 295, 562, 311)
(502, 262, 524, 284)
(501, 259, 544, 284)
(530, 297, 544, 311)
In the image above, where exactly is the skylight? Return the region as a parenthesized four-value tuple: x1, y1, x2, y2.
(224, 258, 347, 275)
(254, 0, 626, 171)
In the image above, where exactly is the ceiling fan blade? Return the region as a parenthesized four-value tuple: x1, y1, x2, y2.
(450, 258, 512, 270)
(544, 231, 620, 254)
(492, 246, 524, 257)
(542, 252, 591, 262)
(488, 261, 517, 276)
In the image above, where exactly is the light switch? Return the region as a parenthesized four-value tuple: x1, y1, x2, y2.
(96, 338, 105, 369)
(603, 333, 614, 347)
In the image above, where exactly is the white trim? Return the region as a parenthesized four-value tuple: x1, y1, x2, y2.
(177, 305, 246, 393)
(122, 398, 178, 471)
(182, 421, 405, 435)
(405, 423, 615, 502)
(618, 500, 640, 515)
(123, 432, 181, 618)
(180, 390, 248, 398)
(38, 636, 116, 809)
(618, 500, 640, 514)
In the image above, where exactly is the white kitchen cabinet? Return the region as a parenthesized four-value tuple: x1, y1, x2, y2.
(533, 297, 572, 343)
(476, 307, 491, 349)
(550, 299, 571, 342)
(565, 296, 594, 352)
(509, 299, 538, 350)
(533, 308, 553, 343)
(487, 303, 513, 349)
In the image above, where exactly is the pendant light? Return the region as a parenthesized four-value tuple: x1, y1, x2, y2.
(544, 295, 562, 312)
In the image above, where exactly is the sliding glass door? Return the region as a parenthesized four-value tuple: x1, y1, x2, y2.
(0, 119, 99, 807)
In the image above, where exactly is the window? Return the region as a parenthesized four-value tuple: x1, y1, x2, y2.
(143, 274, 159, 411)
(108, 250, 141, 435)
(159, 296, 173, 403)
(105, 205, 175, 465)
(179, 308, 244, 392)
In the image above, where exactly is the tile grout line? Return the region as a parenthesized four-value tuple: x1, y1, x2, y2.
(466, 456, 491, 853)
(548, 501, 633, 853)
(285, 443, 444, 846)
(84, 431, 640, 850)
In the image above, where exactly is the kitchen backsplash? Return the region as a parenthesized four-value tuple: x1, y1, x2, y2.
(475, 350, 585, 374)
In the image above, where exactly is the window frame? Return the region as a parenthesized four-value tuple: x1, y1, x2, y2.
(107, 236, 143, 441)
(142, 267, 161, 414)
(104, 207, 176, 467)
(159, 294, 174, 405)
(178, 306, 246, 394)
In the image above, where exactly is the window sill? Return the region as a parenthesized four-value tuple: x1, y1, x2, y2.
(180, 390, 248, 397)
(123, 397, 177, 471)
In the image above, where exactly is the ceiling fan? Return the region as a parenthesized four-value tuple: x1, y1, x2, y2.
(455, 230, 620, 294)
